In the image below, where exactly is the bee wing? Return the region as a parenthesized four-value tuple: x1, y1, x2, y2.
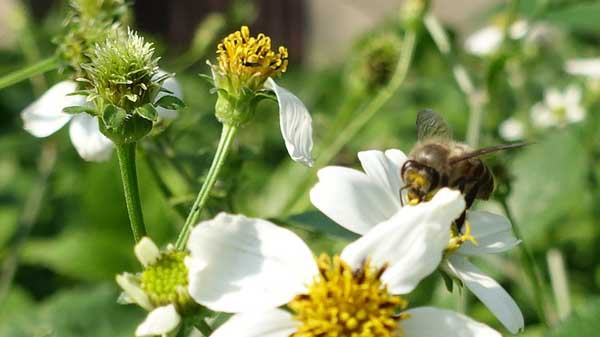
(449, 142, 530, 164)
(416, 109, 453, 141)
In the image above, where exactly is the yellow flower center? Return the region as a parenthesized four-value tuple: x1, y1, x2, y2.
(140, 250, 191, 309)
(288, 254, 409, 337)
(446, 221, 477, 254)
(215, 26, 288, 91)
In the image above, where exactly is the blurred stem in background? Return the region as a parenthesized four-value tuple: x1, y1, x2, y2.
(280, 27, 419, 214)
(0, 142, 57, 305)
(0, 56, 58, 92)
(116, 143, 147, 242)
(175, 124, 238, 250)
(547, 248, 571, 320)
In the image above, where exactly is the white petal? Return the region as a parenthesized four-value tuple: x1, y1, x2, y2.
(264, 78, 313, 167)
(310, 166, 400, 235)
(21, 80, 80, 137)
(134, 237, 161, 267)
(445, 255, 524, 333)
(156, 70, 183, 121)
(509, 20, 529, 39)
(115, 273, 153, 311)
(544, 88, 564, 110)
(530, 103, 556, 128)
(68, 114, 113, 161)
(564, 85, 582, 106)
(357, 149, 407, 204)
(401, 306, 502, 337)
(566, 106, 585, 123)
(135, 304, 181, 337)
(211, 309, 297, 337)
(464, 26, 503, 56)
(498, 117, 524, 141)
(565, 58, 600, 79)
(341, 188, 465, 294)
(186, 213, 318, 313)
(458, 211, 520, 255)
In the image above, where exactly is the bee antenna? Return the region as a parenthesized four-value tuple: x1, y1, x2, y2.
(449, 141, 531, 164)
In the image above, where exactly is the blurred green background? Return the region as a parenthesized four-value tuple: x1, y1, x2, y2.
(1, 0, 600, 336)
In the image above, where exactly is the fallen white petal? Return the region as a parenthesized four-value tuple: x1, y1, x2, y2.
(187, 213, 318, 313)
(341, 188, 465, 294)
(357, 149, 407, 204)
(135, 304, 181, 337)
(115, 273, 153, 311)
(401, 306, 502, 337)
(310, 166, 400, 235)
(264, 78, 313, 167)
(134, 237, 161, 267)
(21, 80, 81, 137)
(68, 113, 113, 161)
(210, 309, 297, 337)
(445, 255, 524, 333)
(458, 211, 520, 255)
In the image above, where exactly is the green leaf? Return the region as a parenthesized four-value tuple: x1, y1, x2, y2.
(63, 106, 96, 115)
(545, 297, 600, 337)
(135, 103, 158, 122)
(102, 104, 128, 130)
(544, 3, 600, 33)
(155, 95, 186, 110)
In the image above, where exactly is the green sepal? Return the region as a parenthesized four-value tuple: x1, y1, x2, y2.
(439, 269, 458, 292)
(155, 95, 186, 110)
(135, 103, 158, 121)
(198, 73, 214, 85)
(63, 105, 97, 115)
(66, 90, 90, 97)
(100, 113, 153, 144)
(103, 104, 128, 130)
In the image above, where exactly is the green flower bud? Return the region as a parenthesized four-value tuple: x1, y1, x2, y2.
(402, 0, 429, 30)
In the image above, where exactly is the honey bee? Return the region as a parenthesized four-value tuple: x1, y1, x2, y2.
(400, 110, 526, 227)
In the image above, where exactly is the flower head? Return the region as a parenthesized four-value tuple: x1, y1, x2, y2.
(530, 85, 585, 129)
(499, 117, 525, 141)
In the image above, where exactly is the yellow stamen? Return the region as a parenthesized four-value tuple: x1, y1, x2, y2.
(446, 220, 478, 254)
(289, 254, 408, 337)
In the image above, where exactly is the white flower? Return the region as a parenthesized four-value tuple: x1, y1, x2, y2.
(21, 72, 182, 161)
(310, 149, 524, 333)
(116, 237, 192, 337)
(465, 20, 528, 56)
(565, 58, 600, 80)
(499, 117, 525, 141)
(530, 85, 585, 128)
(186, 206, 502, 337)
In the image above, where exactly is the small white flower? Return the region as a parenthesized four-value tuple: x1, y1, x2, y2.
(310, 149, 524, 333)
(565, 58, 600, 80)
(21, 71, 182, 161)
(531, 85, 585, 128)
(499, 117, 525, 141)
(186, 207, 502, 337)
(465, 20, 528, 56)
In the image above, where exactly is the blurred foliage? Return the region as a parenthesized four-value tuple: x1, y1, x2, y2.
(1, 0, 600, 336)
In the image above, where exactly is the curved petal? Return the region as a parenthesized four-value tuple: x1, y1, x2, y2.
(341, 188, 465, 294)
(134, 237, 161, 267)
(21, 81, 80, 137)
(186, 213, 318, 313)
(458, 211, 520, 256)
(135, 304, 181, 337)
(68, 113, 113, 161)
(401, 307, 501, 337)
(445, 255, 524, 333)
(211, 309, 297, 337)
(156, 70, 183, 121)
(115, 273, 152, 311)
(357, 149, 407, 204)
(264, 78, 313, 167)
(310, 166, 400, 235)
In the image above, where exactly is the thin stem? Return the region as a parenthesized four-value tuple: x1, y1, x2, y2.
(499, 198, 550, 326)
(175, 124, 237, 249)
(424, 14, 484, 148)
(116, 142, 147, 242)
(0, 56, 59, 91)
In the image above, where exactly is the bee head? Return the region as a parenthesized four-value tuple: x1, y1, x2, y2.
(400, 160, 440, 205)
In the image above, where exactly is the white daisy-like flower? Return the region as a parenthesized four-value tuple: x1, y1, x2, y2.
(499, 117, 525, 141)
(310, 149, 524, 333)
(185, 200, 502, 337)
(565, 58, 600, 80)
(21, 71, 182, 161)
(465, 20, 528, 56)
(530, 85, 585, 128)
(116, 237, 192, 337)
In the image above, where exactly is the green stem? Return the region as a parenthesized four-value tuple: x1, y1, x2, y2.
(499, 198, 550, 326)
(0, 56, 59, 91)
(175, 124, 238, 249)
(116, 142, 147, 242)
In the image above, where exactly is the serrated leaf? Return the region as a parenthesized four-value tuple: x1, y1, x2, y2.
(135, 103, 158, 122)
(155, 95, 185, 110)
(102, 104, 128, 130)
(63, 105, 96, 115)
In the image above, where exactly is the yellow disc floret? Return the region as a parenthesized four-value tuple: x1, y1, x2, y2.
(140, 250, 193, 311)
(289, 254, 409, 337)
(214, 25, 288, 92)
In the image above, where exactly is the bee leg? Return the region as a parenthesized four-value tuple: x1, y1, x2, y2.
(464, 183, 480, 209)
(455, 211, 467, 232)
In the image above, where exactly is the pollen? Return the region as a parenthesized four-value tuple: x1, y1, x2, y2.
(446, 220, 478, 254)
(215, 26, 288, 91)
(289, 254, 409, 337)
(140, 250, 191, 309)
